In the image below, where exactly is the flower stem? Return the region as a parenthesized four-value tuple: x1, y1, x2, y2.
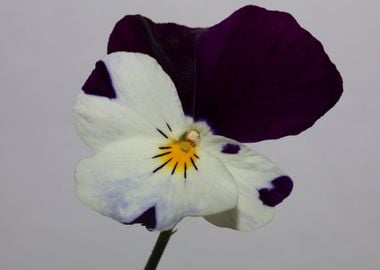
(144, 229, 174, 270)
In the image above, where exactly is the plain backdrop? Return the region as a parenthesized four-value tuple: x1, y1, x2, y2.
(1, 0, 379, 269)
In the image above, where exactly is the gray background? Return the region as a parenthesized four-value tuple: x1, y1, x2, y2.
(1, 0, 378, 269)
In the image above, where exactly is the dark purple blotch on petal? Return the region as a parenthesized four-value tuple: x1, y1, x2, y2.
(82, 61, 116, 99)
(258, 176, 293, 207)
(221, 143, 240, 154)
(125, 206, 156, 229)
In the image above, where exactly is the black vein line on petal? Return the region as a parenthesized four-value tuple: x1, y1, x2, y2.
(156, 128, 168, 139)
(193, 154, 200, 159)
(152, 152, 171, 159)
(171, 162, 178, 175)
(159, 146, 172, 150)
(190, 157, 198, 170)
(166, 123, 172, 132)
(184, 163, 187, 179)
(153, 158, 173, 173)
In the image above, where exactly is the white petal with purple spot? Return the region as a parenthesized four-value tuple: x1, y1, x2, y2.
(202, 136, 292, 231)
(102, 52, 187, 136)
(75, 52, 187, 152)
(75, 135, 238, 231)
(75, 51, 291, 232)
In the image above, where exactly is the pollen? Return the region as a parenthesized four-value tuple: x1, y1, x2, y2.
(153, 129, 200, 178)
(183, 130, 200, 146)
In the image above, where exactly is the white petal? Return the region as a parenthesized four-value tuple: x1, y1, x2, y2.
(75, 136, 238, 231)
(75, 93, 156, 151)
(201, 136, 293, 231)
(177, 147, 239, 217)
(76, 137, 179, 230)
(102, 52, 186, 134)
(75, 52, 186, 151)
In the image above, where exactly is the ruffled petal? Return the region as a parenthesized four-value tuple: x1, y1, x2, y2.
(76, 52, 186, 151)
(75, 136, 238, 231)
(195, 5, 343, 142)
(108, 15, 206, 115)
(201, 135, 293, 231)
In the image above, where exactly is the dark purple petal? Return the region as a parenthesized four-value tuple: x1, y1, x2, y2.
(195, 5, 343, 142)
(124, 206, 156, 229)
(258, 176, 293, 207)
(108, 15, 206, 114)
(82, 61, 116, 99)
(221, 143, 240, 154)
(101, 5, 342, 142)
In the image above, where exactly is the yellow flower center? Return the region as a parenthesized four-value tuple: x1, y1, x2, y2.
(153, 130, 200, 178)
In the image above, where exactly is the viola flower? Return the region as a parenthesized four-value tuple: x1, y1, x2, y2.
(75, 6, 342, 232)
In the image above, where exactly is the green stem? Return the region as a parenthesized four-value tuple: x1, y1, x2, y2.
(144, 229, 174, 270)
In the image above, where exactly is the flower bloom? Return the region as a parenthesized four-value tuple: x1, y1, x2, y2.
(75, 6, 343, 231)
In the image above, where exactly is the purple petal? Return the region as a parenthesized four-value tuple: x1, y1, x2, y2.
(102, 6, 342, 142)
(195, 5, 343, 142)
(82, 61, 116, 99)
(124, 206, 156, 229)
(108, 15, 205, 114)
(258, 176, 293, 207)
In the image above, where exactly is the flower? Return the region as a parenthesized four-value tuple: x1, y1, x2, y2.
(75, 6, 342, 232)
